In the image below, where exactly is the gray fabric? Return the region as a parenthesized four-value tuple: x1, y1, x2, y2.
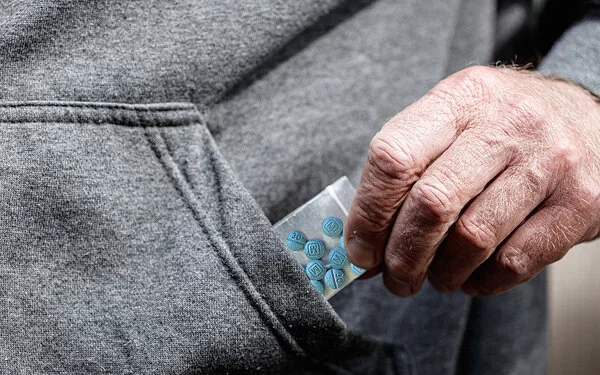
(0, 103, 307, 373)
(0, 0, 348, 107)
(331, 272, 547, 375)
(456, 272, 547, 375)
(539, 14, 600, 96)
(445, 0, 495, 76)
(210, 0, 482, 221)
(0, 0, 588, 372)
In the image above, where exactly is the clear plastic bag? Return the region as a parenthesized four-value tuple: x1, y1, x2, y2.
(273, 177, 365, 299)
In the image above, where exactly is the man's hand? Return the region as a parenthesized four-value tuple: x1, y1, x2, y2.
(344, 66, 600, 297)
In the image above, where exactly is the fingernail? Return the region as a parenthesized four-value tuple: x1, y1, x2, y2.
(346, 236, 377, 269)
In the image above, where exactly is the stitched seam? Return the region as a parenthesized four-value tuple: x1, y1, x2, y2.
(160, 133, 201, 210)
(143, 126, 306, 357)
(203, 134, 228, 229)
(149, 128, 364, 371)
(0, 102, 195, 111)
(0, 103, 201, 127)
(0, 118, 200, 128)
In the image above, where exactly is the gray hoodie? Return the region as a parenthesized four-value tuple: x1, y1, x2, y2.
(0, 0, 597, 373)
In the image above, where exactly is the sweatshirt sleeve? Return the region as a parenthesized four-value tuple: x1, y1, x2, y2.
(539, 11, 600, 96)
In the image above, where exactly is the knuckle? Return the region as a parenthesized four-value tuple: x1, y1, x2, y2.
(576, 183, 600, 215)
(496, 246, 534, 279)
(367, 136, 419, 185)
(547, 142, 582, 172)
(385, 251, 422, 289)
(549, 195, 596, 243)
(424, 88, 466, 122)
(354, 135, 422, 233)
(411, 178, 459, 224)
(351, 194, 391, 235)
(504, 95, 545, 132)
(442, 66, 496, 102)
(455, 66, 496, 97)
(521, 165, 551, 197)
(455, 215, 498, 253)
(425, 66, 496, 131)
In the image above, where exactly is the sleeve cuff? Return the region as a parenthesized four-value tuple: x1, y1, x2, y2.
(539, 14, 600, 97)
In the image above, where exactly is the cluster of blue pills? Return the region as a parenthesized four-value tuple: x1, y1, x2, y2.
(285, 216, 366, 294)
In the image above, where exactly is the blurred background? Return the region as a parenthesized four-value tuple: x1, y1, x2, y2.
(549, 239, 600, 374)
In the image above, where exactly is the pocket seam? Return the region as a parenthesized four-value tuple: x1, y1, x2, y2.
(0, 101, 201, 128)
(143, 125, 307, 358)
(0, 101, 194, 110)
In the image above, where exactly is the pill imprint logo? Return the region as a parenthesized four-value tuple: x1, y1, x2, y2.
(304, 239, 325, 260)
(322, 217, 343, 237)
(328, 248, 348, 269)
(306, 260, 326, 280)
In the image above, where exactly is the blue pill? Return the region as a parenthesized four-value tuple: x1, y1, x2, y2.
(322, 216, 343, 237)
(340, 235, 345, 249)
(328, 247, 348, 269)
(324, 269, 345, 289)
(304, 239, 325, 260)
(350, 263, 366, 276)
(306, 260, 327, 280)
(311, 280, 325, 294)
(286, 231, 307, 251)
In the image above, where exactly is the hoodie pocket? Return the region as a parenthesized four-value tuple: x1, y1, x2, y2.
(0, 101, 414, 374)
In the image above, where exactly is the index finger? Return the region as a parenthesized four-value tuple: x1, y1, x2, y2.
(344, 67, 490, 269)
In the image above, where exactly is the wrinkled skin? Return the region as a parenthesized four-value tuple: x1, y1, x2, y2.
(345, 66, 600, 297)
